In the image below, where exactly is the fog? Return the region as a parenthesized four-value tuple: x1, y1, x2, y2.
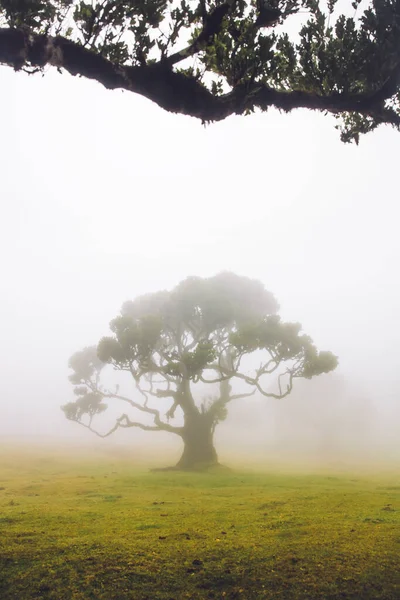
(1, 64, 399, 468)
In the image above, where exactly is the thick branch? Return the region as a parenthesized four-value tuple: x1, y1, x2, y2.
(177, 379, 198, 415)
(162, 2, 232, 67)
(0, 28, 399, 126)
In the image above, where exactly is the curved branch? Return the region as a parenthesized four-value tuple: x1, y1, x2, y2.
(102, 390, 159, 414)
(98, 390, 182, 434)
(0, 28, 399, 126)
(208, 388, 256, 417)
(255, 357, 280, 377)
(199, 373, 231, 384)
(238, 370, 294, 399)
(72, 413, 181, 438)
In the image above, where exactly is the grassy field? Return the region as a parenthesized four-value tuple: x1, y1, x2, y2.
(0, 445, 399, 600)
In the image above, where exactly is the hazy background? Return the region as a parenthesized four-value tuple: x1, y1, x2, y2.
(1, 64, 399, 467)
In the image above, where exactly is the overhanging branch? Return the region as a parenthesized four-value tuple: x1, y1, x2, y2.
(0, 27, 399, 126)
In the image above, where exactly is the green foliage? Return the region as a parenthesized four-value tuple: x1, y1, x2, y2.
(93, 273, 281, 380)
(231, 315, 303, 352)
(0, 0, 71, 32)
(98, 314, 163, 367)
(62, 392, 107, 421)
(169, 271, 279, 331)
(68, 346, 104, 384)
(0, 0, 55, 29)
(230, 315, 338, 378)
(67, 273, 336, 406)
(182, 341, 217, 376)
(1, 0, 399, 140)
(301, 348, 339, 378)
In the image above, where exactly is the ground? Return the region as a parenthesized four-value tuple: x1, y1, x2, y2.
(0, 445, 399, 599)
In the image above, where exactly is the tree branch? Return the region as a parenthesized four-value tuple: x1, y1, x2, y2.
(249, 371, 294, 399)
(102, 390, 159, 415)
(95, 389, 182, 434)
(229, 390, 257, 401)
(73, 413, 179, 438)
(0, 28, 399, 126)
(208, 388, 256, 418)
(161, 2, 233, 67)
(199, 372, 232, 384)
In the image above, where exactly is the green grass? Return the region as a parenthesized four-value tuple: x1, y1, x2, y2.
(0, 446, 399, 599)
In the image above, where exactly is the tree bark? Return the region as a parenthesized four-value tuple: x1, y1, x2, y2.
(176, 412, 219, 470)
(0, 28, 399, 127)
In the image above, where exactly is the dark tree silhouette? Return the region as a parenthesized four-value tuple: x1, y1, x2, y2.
(62, 272, 338, 470)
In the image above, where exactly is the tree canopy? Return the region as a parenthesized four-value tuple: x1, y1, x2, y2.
(62, 272, 338, 469)
(0, 0, 399, 142)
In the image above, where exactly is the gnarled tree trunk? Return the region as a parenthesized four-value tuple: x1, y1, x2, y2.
(176, 412, 218, 470)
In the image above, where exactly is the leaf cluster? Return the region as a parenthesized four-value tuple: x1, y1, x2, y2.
(62, 391, 107, 420)
(1, 0, 399, 140)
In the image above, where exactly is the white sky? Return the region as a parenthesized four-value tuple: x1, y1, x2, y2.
(0, 64, 399, 439)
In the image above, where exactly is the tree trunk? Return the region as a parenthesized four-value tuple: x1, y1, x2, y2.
(176, 412, 219, 470)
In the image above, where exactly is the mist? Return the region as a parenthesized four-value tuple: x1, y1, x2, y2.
(1, 64, 399, 470)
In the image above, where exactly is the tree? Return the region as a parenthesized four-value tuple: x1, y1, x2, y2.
(62, 272, 338, 470)
(0, 0, 399, 143)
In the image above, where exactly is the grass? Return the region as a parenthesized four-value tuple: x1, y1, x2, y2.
(0, 445, 399, 599)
